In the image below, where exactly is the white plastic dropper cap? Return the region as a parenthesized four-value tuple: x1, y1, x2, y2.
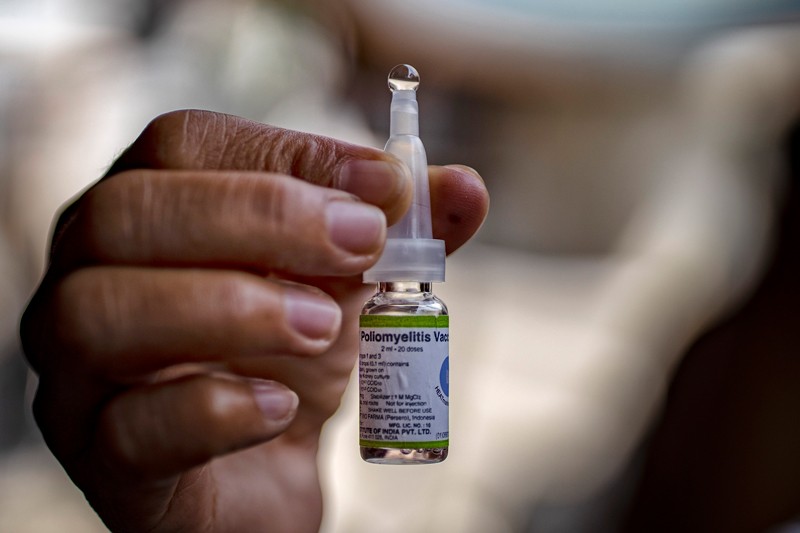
(363, 65, 446, 283)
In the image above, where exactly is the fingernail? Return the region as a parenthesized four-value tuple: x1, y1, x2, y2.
(284, 290, 341, 340)
(249, 379, 299, 421)
(339, 160, 410, 205)
(325, 200, 385, 254)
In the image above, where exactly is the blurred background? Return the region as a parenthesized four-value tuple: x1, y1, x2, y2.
(1, 0, 800, 531)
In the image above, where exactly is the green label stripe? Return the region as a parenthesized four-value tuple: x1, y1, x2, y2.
(359, 439, 449, 449)
(360, 315, 449, 328)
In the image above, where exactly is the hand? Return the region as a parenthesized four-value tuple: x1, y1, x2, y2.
(20, 110, 488, 532)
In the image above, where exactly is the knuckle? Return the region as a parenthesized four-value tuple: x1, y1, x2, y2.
(143, 109, 201, 143)
(212, 272, 267, 316)
(71, 171, 160, 263)
(215, 274, 284, 334)
(139, 109, 208, 169)
(71, 180, 126, 261)
(51, 270, 121, 368)
(233, 176, 334, 273)
(249, 180, 294, 270)
(96, 400, 146, 476)
(210, 274, 304, 354)
(288, 133, 340, 186)
(226, 175, 288, 231)
(186, 377, 244, 422)
(250, 177, 340, 273)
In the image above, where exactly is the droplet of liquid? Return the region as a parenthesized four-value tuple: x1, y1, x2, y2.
(388, 64, 420, 92)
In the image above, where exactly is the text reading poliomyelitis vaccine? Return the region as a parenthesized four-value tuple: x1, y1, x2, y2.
(359, 315, 449, 450)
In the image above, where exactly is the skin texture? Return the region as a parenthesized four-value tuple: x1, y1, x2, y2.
(20, 110, 489, 533)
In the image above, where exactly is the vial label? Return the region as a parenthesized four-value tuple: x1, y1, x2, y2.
(359, 315, 449, 449)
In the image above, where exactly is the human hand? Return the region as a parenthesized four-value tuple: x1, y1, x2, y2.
(20, 110, 489, 532)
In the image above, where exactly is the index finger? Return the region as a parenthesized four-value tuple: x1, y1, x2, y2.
(50, 110, 415, 256)
(107, 109, 405, 189)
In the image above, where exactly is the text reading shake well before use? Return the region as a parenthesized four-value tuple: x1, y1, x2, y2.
(359, 64, 449, 465)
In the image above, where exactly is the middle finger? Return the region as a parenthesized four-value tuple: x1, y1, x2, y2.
(34, 266, 341, 378)
(52, 170, 386, 276)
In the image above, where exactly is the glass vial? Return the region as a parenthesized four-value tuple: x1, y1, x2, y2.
(359, 281, 449, 464)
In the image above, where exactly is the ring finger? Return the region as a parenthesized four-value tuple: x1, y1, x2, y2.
(25, 266, 341, 378)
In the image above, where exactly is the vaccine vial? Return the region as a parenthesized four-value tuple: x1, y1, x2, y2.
(359, 65, 449, 464)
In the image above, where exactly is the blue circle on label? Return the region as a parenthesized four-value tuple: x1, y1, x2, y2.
(439, 357, 449, 397)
